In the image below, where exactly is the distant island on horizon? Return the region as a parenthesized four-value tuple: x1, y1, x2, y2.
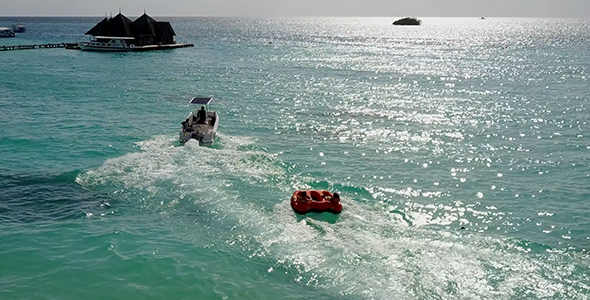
(392, 17, 421, 25)
(2, 15, 585, 19)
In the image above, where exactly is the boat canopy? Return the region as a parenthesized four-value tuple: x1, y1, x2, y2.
(94, 36, 136, 40)
(190, 97, 213, 105)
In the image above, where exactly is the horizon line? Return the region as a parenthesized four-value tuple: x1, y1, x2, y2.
(1, 15, 589, 18)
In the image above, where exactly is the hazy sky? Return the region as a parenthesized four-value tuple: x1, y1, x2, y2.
(2, 0, 590, 17)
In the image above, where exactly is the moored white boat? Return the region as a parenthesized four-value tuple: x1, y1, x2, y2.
(79, 36, 135, 51)
(179, 97, 219, 145)
(12, 24, 26, 33)
(0, 27, 15, 38)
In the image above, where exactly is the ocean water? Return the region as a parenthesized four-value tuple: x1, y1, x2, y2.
(1, 16, 590, 299)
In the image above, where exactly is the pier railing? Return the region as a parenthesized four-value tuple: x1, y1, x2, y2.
(0, 43, 79, 51)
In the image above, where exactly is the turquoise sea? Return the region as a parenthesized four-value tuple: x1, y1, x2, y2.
(1, 17, 589, 299)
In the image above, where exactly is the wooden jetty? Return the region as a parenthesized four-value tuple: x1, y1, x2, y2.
(1, 42, 194, 52)
(0, 43, 79, 51)
(68, 43, 194, 51)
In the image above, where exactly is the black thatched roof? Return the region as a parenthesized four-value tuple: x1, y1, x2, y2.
(107, 13, 132, 36)
(85, 13, 176, 42)
(86, 17, 108, 36)
(154, 22, 176, 37)
(132, 13, 157, 37)
(85, 13, 133, 37)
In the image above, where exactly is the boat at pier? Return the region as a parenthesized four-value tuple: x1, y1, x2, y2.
(0, 27, 15, 38)
(12, 24, 26, 33)
(79, 36, 135, 51)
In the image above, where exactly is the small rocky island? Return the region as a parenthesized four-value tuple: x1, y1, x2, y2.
(392, 17, 421, 26)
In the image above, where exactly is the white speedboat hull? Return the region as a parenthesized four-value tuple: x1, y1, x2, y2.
(79, 44, 132, 51)
(79, 36, 135, 52)
(0, 27, 15, 38)
(180, 111, 219, 145)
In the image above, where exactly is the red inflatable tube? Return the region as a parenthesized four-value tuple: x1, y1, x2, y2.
(290, 190, 342, 214)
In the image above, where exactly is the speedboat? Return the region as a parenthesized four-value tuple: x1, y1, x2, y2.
(12, 24, 26, 33)
(79, 36, 136, 51)
(0, 27, 15, 38)
(179, 97, 219, 145)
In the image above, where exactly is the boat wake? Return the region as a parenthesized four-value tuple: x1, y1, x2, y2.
(76, 134, 590, 299)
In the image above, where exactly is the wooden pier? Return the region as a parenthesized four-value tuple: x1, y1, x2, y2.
(0, 43, 79, 51)
(1, 42, 194, 52)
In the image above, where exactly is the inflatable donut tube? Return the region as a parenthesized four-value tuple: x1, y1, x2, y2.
(290, 190, 342, 214)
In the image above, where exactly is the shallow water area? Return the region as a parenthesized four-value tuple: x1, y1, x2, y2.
(1, 17, 590, 299)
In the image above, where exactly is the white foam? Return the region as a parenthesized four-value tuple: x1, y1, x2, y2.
(76, 134, 286, 209)
(76, 135, 587, 299)
(230, 198, 585, 299)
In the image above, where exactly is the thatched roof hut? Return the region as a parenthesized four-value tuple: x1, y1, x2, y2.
(85, 12, 176, 46)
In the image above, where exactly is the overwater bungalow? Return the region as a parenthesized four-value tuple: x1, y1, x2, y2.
(80, 12, 192, 51)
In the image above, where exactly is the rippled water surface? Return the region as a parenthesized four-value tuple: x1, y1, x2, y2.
(1, 17, 590, 299)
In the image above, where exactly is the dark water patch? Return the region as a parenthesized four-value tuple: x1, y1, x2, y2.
(0, 169, 81, 186)
(53, 170, 82, 184)
(0, 137, 36, 147)
(294, 210, 341, 225)
(0, 170, 113, 224)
